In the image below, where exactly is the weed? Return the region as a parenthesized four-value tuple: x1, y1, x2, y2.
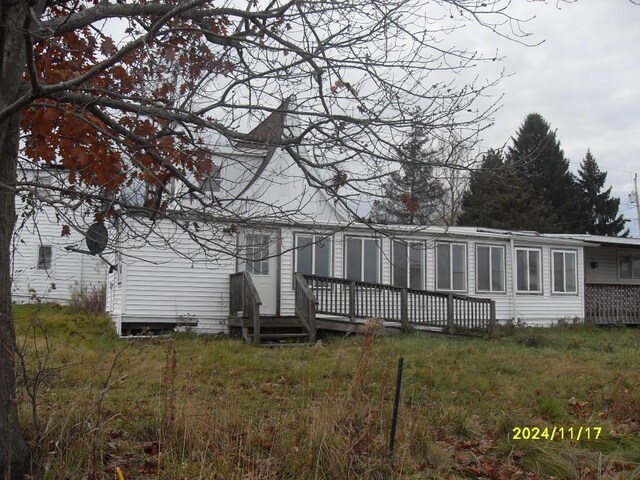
(567, 336, 583, 350)
(535, 395, 567, 421)
(69, 283, 106, 317)
(517, 330, 546, 348)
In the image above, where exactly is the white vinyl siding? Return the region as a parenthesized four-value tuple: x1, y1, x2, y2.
(345, 237, 380, 283)
(516, 248, 542, 293)
(436, 242, 466, 291)
(294, 234, 332, 277)
(552, 250, 577, 294)
(476, 245, 505, 292)
(392, 241, 424, 289)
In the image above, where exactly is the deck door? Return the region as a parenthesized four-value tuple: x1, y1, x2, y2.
(241, 231, 278, 315)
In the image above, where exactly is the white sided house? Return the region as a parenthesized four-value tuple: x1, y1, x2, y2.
(106, 102, 640, 340)
(13, 168, 107, 304)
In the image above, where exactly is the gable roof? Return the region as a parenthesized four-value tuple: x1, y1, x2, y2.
(236, 97, 292, 150)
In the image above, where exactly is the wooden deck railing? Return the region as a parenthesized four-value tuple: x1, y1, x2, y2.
(301, 274, 495, 333)
(585, 283, 640, 324)
(229, 271, 262, 345)
(294, 273, 318, 342)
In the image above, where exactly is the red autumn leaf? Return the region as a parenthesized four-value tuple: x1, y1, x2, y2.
(61, 225, 71, 237)
(401, 193, 418, 215)
(100, 37, 117, 56)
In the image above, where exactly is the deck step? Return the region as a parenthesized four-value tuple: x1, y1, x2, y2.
(231, 316, 303, 328)
(258, 342, 314, 348)
(250, 333, 309, 339)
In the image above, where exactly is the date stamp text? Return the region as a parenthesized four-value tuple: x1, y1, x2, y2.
(511, 426, 602, 441)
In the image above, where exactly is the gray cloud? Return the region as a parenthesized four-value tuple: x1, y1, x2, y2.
(457, 1, 640, 234)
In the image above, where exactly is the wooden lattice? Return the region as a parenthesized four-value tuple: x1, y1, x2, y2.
(585, 284, 640, 324)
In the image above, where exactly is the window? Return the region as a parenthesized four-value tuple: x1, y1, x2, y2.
(436, 242, 466, 291)
(392, 241, 424, 289)
(552, 250, 577, 293)
(246, 234, 269, 275)
(37, 246, 52, 271)
(619, 254, 640, 279)
(200, 165, 222, 194)
(476, 245, 505, 292)
(295, 235, 332, 277)
(516, 248, 542, 293)
(345, 237, 380, 283)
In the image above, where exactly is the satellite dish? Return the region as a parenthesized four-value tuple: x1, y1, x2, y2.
(86, 223, 108, 255)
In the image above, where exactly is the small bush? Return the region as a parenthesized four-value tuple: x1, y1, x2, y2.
(69, 283, 106, 315)
(567, 336, 583, 350)
(517, 330, 546, 348)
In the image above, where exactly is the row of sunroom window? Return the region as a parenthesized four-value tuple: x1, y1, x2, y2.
(291, 235, 578, 295)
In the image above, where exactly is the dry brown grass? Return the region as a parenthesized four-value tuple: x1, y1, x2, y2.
(13, 306, 640, 479)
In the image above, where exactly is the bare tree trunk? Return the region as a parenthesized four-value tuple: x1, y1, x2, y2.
(0, 3, 31, 476)
(0, 113, 29, 480)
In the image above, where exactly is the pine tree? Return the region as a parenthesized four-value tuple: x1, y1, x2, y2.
(371, 125, 444, 225)
(457, 149, 559, 231)
(506, 113, 582, 233)
(577, 150, 628, 236)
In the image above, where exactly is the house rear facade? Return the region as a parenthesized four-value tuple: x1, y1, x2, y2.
(105, 101, 636, 335)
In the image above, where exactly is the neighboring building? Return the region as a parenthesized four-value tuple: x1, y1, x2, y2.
(13, 168, 107, 304)
(104, 101, 640, 337)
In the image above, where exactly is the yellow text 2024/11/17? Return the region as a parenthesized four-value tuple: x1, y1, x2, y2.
(511, 426, 602, 441)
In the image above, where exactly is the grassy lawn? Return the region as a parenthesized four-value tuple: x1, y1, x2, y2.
(13, 304, 640, 479)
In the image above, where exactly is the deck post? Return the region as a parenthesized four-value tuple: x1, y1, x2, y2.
(349, 281, 356, 323)
(253, 307, 260, 346)
(447, 294, 454, 332)
(400, 288, 408, 328)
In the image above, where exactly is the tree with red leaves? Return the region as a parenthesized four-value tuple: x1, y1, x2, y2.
(0, 0, 552, 476)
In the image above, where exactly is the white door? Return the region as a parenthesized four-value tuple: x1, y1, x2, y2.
(242, 231, 278, 315)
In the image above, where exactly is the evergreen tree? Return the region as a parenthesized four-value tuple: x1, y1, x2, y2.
(371, 124, 444, 225)
(457, 149, 559, 231)
(506, 113, 582, 233)
(577, 150, 628, 236)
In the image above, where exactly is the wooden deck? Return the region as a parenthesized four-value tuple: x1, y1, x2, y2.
(229, 272, 496, 346)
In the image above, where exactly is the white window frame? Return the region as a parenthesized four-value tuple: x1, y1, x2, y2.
(435, 242, 467, 292)
(344, 236, 381, 283)
(515, 247, 543, 294)
(551, 249, 578, 294)
(618, 251, 640, 280)
(200, 164, 222, 194)
(245, 234, 270, 276)
(475, 244, 506, 293)
(391, 240, 425, 290)
(293, 234, 333, 277)
(37, 245, 53, 271)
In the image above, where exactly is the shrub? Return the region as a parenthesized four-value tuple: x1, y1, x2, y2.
(516, 330, 546, 348)
(69, 283, 106, 315)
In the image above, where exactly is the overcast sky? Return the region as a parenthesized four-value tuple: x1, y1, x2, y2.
(462, 1, 640, 235)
